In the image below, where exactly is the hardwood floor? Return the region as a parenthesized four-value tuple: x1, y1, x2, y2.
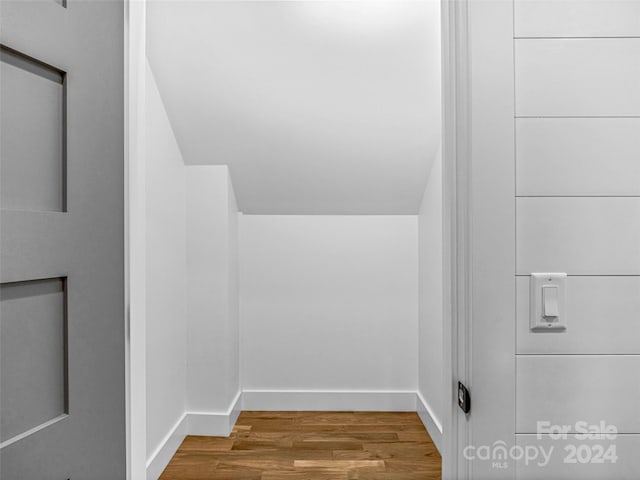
(159, 411, 441, 479)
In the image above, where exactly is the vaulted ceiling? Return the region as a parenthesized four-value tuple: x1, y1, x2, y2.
(146, 1, 441, 214)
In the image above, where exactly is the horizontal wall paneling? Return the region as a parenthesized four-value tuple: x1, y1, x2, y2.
(515, 39, 640, 117)
(517, 355, 640, 434)
(516, 118, 640, 197)
(515, 0, 640, 38)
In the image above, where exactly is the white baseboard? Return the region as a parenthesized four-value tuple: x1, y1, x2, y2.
(146, 413, 187, 480)
(147, 390, 440, 480)
(229, 390, 242, 429)
(145, 391, 241, 480)
(416, 391, 443, 454)
(188, 390, 242, 436)
(241, 390, 417, 411)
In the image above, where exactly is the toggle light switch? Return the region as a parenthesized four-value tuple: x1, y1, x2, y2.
(530, 273, 567, 332)
(542, 285, 559, 318)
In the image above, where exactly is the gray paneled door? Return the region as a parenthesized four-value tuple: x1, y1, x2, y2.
(0, 1, 125, 478)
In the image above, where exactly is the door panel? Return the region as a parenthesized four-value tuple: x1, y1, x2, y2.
(0, 1, 125, 478)
(0, 46, 66, 212)
(1, 278, 67, 444)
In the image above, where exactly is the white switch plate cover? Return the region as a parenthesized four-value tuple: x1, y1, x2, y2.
(530, 273, 567, 332)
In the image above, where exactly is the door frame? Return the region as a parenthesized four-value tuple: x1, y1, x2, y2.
(441, 1, 518, 479)
(122, 1, 474, 478)
(441, 0, 471, 478)
(124, 1, 147, 479)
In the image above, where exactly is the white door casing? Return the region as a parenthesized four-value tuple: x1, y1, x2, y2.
(442, 0, 517, 478)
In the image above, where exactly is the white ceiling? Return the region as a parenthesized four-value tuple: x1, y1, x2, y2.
(146, 1, 441, 214)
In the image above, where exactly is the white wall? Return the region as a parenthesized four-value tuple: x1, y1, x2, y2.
(186, 165, 240, 415)
(417, 148, 443, 449)
(460, 2, 640, 477)
(513, 3, 640, 477)
(144, 69, 242, 478)
(145, 160, 240, 478)
(144, 60, 187, 462)
(239, 215, 418, 410)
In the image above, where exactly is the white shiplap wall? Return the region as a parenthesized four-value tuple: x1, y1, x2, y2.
(514, 1, 640, 477)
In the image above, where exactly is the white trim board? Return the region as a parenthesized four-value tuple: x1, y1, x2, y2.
(188, 390, 243, 437)
(145, 413, 187, 480)
(441, 0, 469, 477)
(241, 390, 417, 411)
(145, 391, 242, 480)
(417, 391, 443, 454)
(125, 0, 148, 479)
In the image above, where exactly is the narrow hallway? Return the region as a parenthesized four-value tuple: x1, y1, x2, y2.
(142, 2, 444, 478)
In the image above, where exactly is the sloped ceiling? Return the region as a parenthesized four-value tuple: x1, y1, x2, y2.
(146, 1, 441, 214)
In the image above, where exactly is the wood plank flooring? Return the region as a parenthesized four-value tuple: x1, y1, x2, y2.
(159, 411, 441, 479)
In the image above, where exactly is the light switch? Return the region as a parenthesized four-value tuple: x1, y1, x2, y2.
(530, 273, 567, 332)
(542, 285, 559, 318)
